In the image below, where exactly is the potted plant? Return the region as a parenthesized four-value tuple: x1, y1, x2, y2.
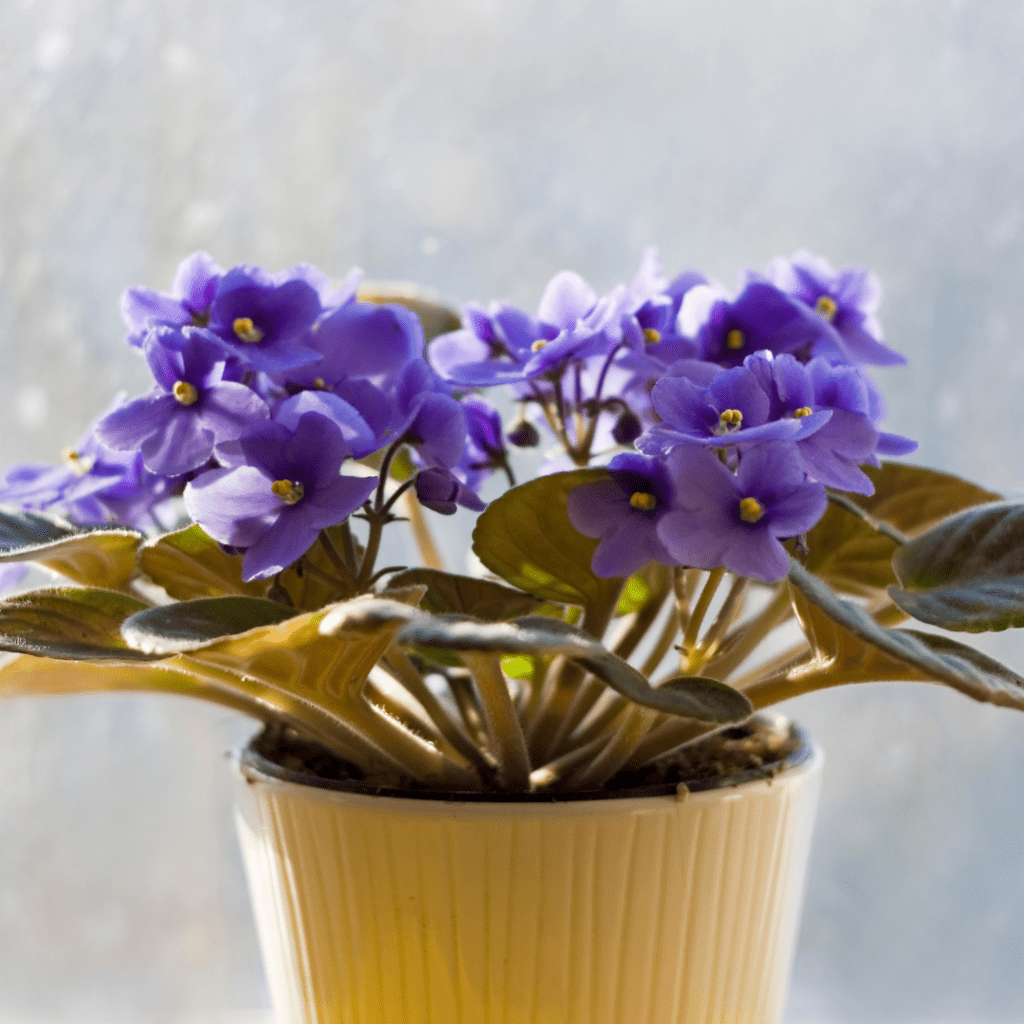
(0, 248, 1018, 1023)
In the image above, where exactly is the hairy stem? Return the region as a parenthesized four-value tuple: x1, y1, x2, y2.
(402, 490, 444, 570)
(827, 491, 909, 545)
(702, 584, 793, 682)
(462, 653, 531, 791)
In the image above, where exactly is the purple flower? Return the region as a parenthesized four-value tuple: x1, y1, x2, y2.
(121, 252, 224, 347)
(274, 300, 424, 394)
(638, 363, 830, 455)
(271, 390, 377, 459)
(567, 453, 676, 578)
(183, 412, 376, 580)
(616, 250, 704, 371)
(96, 328, 270, 476)
(0, 398, 181, 531)
(768, 250, 905, 367)
(430, 270, 613, 386)
(430, 302, 543, 386)
(415, 466, 486, 515)
(203, 265, 324, 372)
(657, 443, 827, 582)
(737, 353, 877, 494)
(681, 278, 842, 368)
(457, 396, 509, 490)
(392, 360, 467, 469)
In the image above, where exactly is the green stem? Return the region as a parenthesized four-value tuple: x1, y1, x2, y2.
(682, 567, 726, 655)
(382, 643, 491, 779)
(623, 717, 716, 771)
(339, 519, 359, 574)
(701, 584, 793, 682)
(570, 704, 660, 789)
(526, 581, 624, 761)
(355, 509, 385, 590)
(696, 575, 749, 661)
(640, 605, 684, 679)
(403, 490, 444, 570)
(529, 734, 610, 791)
(462, 653, 531, 791)
(827, 491, 909, 545)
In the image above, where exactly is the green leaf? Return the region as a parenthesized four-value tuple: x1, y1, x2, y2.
(387, 568, 542, 621)
(0, 588, 157, 660)
(0, 509, 141, 589)
(786, 559, 1024, 711)
(0, 652, 276, 720)
(358, 284, 462, 343)
(122, 596, 301, 655)
(139, 525, 271, 600)
(501, 654, 535, 680)
(278, 523, 360, 611)
(472, 469, 624, 632)
(803, 462, 1001, 598)
(889, 502, 1024, 632)
(388, 611, 751, 724)
(615, 561, 670, 616)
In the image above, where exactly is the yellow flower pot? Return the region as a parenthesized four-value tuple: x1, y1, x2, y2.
(232, 730, 823, 1024)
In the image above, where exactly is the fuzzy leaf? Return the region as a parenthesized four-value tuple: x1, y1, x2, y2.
(0, 652, 276, 720)
(122, 597, 301, 655)
(278, 523, 361, 611)
(803, 463, 1000, 598)
(889, 502, 1024, 632)
(0, 509, 141, 589)
(0, 588, 157, 660)
(472, 469, 624, 629)
(387, 568, 542, 621)
(139, 525, 271, 600)
(615, 561, 670, 616)
(388, 611, 751, 724)
(787, 559, 1024, 710)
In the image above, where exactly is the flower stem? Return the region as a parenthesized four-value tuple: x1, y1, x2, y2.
(702, 584, 793, 682)
(682, 567, 726, 657)
(462, 653, 531, 791)
(827, 491, 909, 545)
(402, 489, 444, 569)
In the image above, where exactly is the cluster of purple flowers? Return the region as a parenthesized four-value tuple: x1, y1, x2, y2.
(431, 248, 915, 582)
(0, 247, 914, 585)
(0, 254, 492, 580)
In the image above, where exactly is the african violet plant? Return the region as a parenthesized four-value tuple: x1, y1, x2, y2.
(0, 248, 1020, 793)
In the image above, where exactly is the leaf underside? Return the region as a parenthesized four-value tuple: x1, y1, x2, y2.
(889, 502, 1024, 632)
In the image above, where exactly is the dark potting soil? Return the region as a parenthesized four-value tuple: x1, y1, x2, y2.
(248, 713, 801, 800)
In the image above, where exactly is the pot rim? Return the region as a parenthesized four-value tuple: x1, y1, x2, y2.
(236, 721, 818, 804)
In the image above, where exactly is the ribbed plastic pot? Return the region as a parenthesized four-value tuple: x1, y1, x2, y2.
(232, 729, 823, 1024)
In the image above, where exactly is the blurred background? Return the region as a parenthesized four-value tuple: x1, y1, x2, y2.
(1, 0, 1023, 1021)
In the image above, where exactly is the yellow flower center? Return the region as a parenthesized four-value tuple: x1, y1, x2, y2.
(726, 328, 745, 350)
(815, 295, 838, 321)
(271, 479, 305, 505)
(715, 408, 743, 435)
(531, 339, 547, 352)
(629, 492, 657, 511)
(313, 378, 327, 390)
(739, 496, 765, 523)
(643, 327, 661, 344)
(233, 317, 265, 344)
(173, 381, 199, 406)
(62, 448, 95, 475)
(793, 406, 813, 418)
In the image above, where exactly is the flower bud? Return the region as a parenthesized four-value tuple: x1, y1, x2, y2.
(612, 409, 643, 446)
(507, 419, 541, 448)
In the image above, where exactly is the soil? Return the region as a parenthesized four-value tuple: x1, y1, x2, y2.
(249, 713, 801, 798)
